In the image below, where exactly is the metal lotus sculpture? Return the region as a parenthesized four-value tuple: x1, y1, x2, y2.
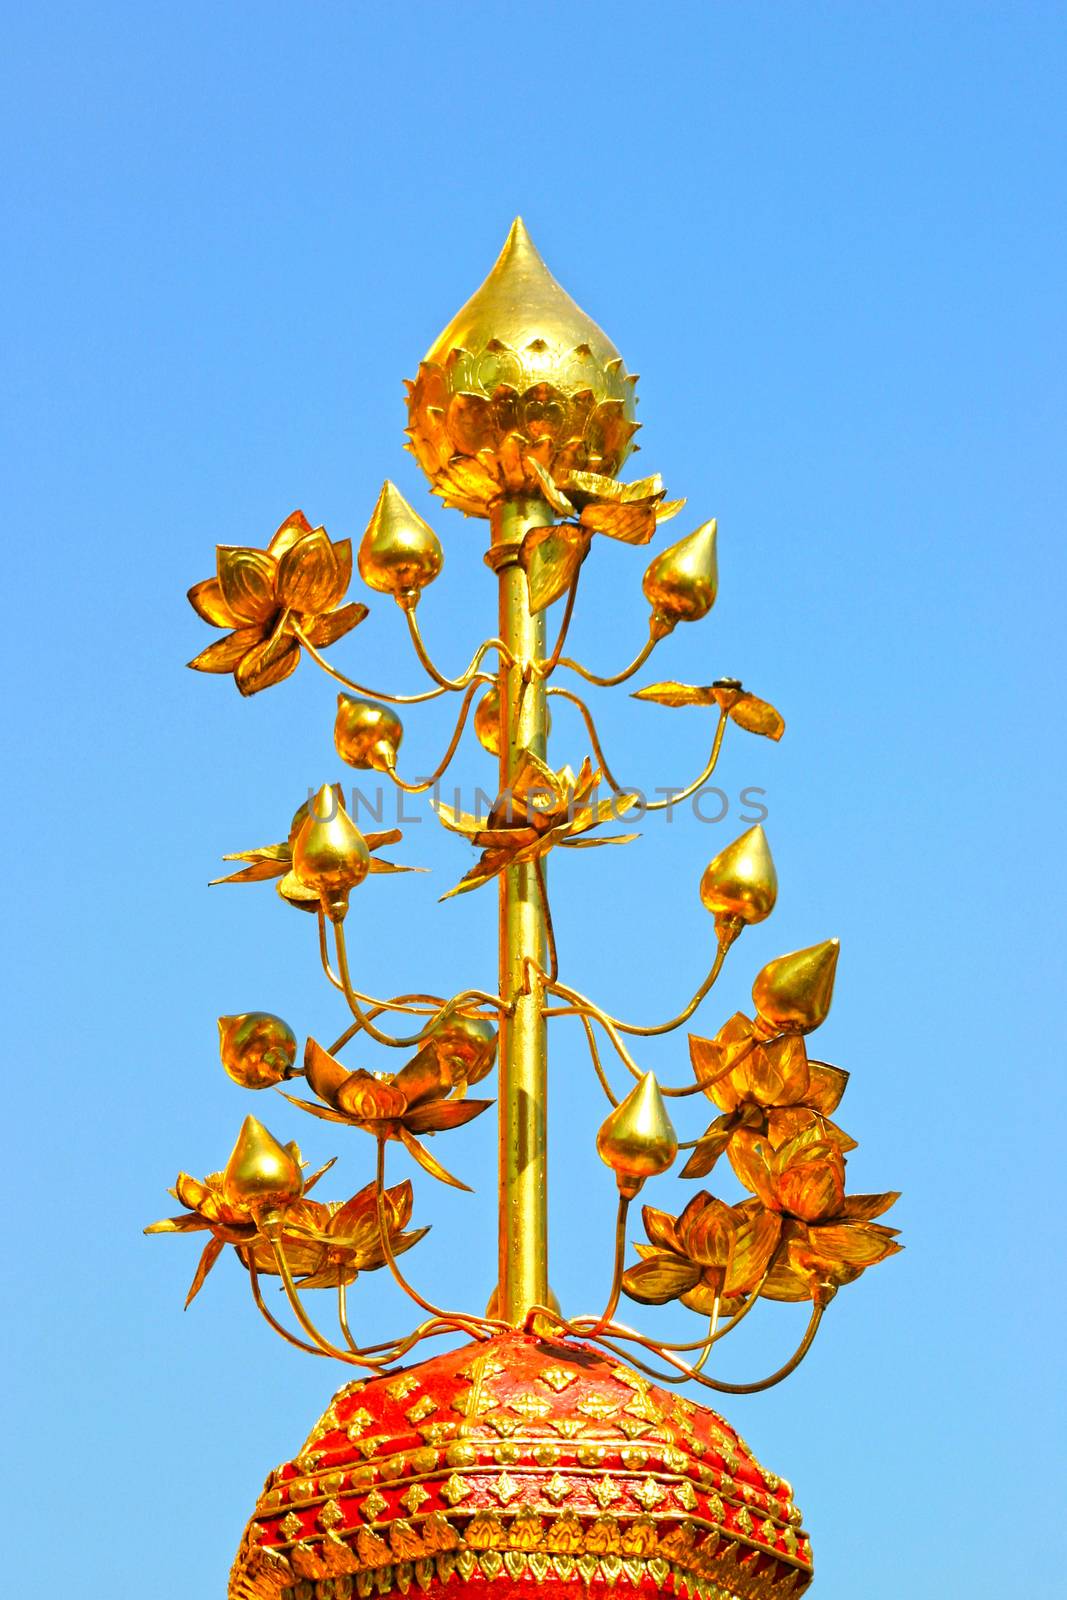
(151, 218, 900, 1600)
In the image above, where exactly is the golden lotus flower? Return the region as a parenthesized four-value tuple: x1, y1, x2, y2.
(519, 460, 686, 612)
(434, 749, 638, 897)
(145, 1154, 423, 1304)
(211, 786, 418, 910)
(756, 1203, 902, 1303)
(405, 219, 639, 519)
(682, 1012, 851, 1179)
(285, 1029, 496, 1190)
(632, 676, 785, 740)
(726, 1117, 902, 1298)
(622, 1191, 783, 1311)
(187, 510, 368, 695)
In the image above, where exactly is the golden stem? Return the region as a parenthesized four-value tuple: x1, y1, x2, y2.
(548, 689, 728, 809)
(584, 1193, 630, 1336)
(557, 633, 657, 688)
(533, 570, 580, 679)
(544, 945, 726, 1039)
(493, 496, 552, 1324)
(374, 1139, 502, 1338)
(386, 674, 491, 793)
(403, 608, 515, 688)
(291, 621, 449, 704)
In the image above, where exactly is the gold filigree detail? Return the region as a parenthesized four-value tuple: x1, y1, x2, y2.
(631, 1476, 668, 1511)
(544, 1472, 570, 1505)
(405, 1396, 437, 1425)
(537, 1366, 577, 1393)
(386, 1375, 419, 1402)
(358, 1490, 388, 1521)
(399, 1484, 430, 1514)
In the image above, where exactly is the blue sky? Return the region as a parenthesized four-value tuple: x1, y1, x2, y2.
(3, 3, 1065, 1596)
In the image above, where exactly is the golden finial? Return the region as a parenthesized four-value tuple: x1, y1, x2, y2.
(596, 1072, 678, 1197)
(700, 825, 778, 946)
(358, 480, 443, 606)
(752, 938, 840, 1034)
(335, 695, 404, 774)
(643, 519, 718, 637)
(222, 1115, 304, 1211)
(217, 1012, 298, 1089)
(406, 218, 639, 518)
(291, 783, 371, 922)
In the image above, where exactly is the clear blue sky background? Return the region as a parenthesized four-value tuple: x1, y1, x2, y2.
(3, 4, 1065, 1596)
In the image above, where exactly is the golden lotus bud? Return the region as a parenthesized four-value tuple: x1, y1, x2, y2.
(474, 684, 551, 756)
(428, 1011, 498, 1076)
(217, 1012, 298, 1089)
(406, 219, 639, 517)
(358, 480, 443, 605)
(334, 695, 404, 773)
(700, 824, 778, 946)
(291, 783, 370, 922)
(642, 519, 718, 638)
(596, 1072, 678, 1198)
(222, 1114, 304, 1211)
(752, 938, 840, 1035)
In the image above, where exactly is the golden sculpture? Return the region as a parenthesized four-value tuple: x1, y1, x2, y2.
(152, 218, 901, 1598)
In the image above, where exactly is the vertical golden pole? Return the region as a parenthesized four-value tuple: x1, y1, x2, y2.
(491, 495, 552, 1324)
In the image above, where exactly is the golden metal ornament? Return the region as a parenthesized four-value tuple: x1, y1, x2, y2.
(405, 218, 639, 517)
(291, 784, 371, 922)
(642, 518, 718, 637)
(358, 480, 444, 605)
(751, 939, 840, 1035)
(700, 825, 778, 946)
(161, 219, 903, 1566)
(218, 1011, 298, 1089)
(334, 694, 404, 773)
(223, 1115, 305, 1212)
(597, 1072, 679, 1197)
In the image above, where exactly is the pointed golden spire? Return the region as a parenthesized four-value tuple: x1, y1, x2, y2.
(424, 217, 625, 373)
(406, 219, 639, 518)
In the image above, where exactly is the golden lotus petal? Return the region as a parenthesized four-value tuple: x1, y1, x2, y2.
(217, 546, 278, 625)
(631, 680, 717, 708)
(187, 626, 265, 674)
(188, 576, 239, 628)
(621, 1252, 701, 1305)
(276, 527, 343, 613)
(234, 634, 300, 696)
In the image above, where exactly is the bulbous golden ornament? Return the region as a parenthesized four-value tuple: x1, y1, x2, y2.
(597, 1072, 678, 1197)
(358, 480, 443, 605)
(405, 218, 639, 518)
(700, 824, 778, 946)
(752, 938, 840, 1035)
(642, 518, 718, 638)
(473, 683, 551, 755)
(334, 694, 404, 773)
(217, 1012, 298, 1090)
(427, 1010, 498, 1076)
(222, 1114, 304, 1211)
(291, 783, 371, 922)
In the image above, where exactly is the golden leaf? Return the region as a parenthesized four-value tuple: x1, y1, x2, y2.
(304, 600, 369, 647)
(631, 681, 716, 708)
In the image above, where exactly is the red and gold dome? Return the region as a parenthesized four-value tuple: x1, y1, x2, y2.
(231, 1331, 811, 1600)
